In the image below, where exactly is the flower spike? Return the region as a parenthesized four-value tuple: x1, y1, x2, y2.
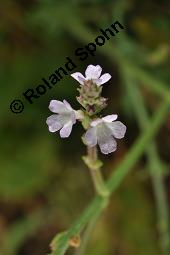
(46, 64, 126, 154)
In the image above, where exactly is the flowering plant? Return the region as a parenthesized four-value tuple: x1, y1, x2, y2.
(46, 64, 126, 197)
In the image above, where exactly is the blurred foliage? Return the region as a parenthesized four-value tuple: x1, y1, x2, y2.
(0, 0, 170, 255)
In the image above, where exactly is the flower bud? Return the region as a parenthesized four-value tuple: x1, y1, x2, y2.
(77, 80, 108, 115)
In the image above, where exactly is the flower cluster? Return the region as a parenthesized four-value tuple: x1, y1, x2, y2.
(46, 65, 126, 154)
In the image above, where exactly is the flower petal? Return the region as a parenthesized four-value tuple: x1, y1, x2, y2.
(84, 127, 97, 147)
(91, 118, 103, 127)
(70, 111, 76, 124)
(98, 136, 117, 154)
(93, 78, 102, 86)
(60, 121, 73, 138)
(46, 115, 62, 133)
(71, 72, 85, 85)
(97, 122, 112, 137)
(49, 100, 66, 113)
(102, 114, 118, 123)
(108, 121, 126, 139)
(99, 73, 111, 85)
(85, 65, 102, 80)
(63, 100, 73, 111)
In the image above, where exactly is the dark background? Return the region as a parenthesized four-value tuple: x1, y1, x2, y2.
(0, 0, 170, 254)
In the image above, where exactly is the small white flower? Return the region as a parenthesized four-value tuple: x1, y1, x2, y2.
(46, 100, 77, 138)
(84, 114, 126, 154)
(71, 64, 111, 86)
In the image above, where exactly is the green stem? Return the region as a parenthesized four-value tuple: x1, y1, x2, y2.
(75, 210, 99, 255)
(75, 147, 110, 255)
(49, 14, 170, 255)
(87, 146, 110, 198)
(121, 66, 170, 255)
(50, 99, 170, 255)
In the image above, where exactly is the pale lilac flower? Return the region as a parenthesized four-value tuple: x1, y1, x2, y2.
(71, 64, 111, 86)
(46, 100, 77, 138)
(84, 115, 126, 154)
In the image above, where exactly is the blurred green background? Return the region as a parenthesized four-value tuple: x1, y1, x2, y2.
(1, 0, 170, 254)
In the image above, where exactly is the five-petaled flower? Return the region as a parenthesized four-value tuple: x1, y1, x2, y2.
(71, 64, 111, 86)
(46, 100, 77, 138)
(84, 115, 126, 154)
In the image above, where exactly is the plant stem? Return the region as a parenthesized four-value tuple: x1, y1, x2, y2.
(87, 146, 110, 198)
(75, 210, 99, 255)
(74, 147, 109, 255)
(50, 99, 170, 255)
(121, 67, 170, 255)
